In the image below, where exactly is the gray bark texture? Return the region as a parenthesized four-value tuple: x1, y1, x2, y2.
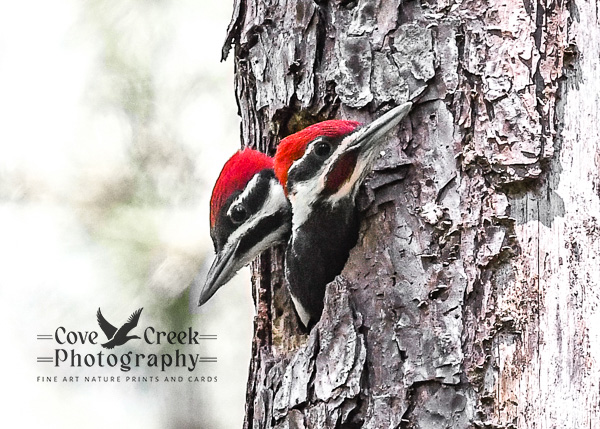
(224, 0, 599, 427)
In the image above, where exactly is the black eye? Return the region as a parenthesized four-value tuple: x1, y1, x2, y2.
(314, 141, 331, 157)
(230, 205, 248, 224)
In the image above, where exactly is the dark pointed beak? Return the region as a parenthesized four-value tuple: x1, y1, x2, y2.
(198, 203, 292, 307)
(343, 101, 413, 155)
(198, 241, 240, 306)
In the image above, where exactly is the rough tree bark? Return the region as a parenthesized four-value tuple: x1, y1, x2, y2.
(223, 0, 598, 427)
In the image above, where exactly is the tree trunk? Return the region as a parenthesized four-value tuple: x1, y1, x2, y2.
(223, 0, 597, 427)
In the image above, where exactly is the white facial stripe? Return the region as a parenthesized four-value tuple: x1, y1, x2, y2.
(319, 104, 411, 202)
(289, 293, 311, 327)
(289, 105, 411, 234)
(286, 136, 325, 181)
(217, 221, 290, 288)
(226, 174, 261, 219)
(261, 177, 288, 220)
(288, 136, 337, 198)
(326, 144, 381, 206)
(289, 178, 320, 234)
(223, 177, 288, 262)
(289, 132, 366, 233)
(319, 132, 366, 204)
(287, 140, 327, 233)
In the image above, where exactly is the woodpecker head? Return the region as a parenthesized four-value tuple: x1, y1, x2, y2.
(200, 148, 291, 306)
(274, 102, 413, 228)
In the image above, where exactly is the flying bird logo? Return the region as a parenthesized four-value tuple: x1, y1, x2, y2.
(96, 308, 143, 349)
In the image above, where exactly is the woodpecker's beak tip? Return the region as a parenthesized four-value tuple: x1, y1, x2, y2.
(197, 243, 238, 307)
(344, 101, 413, 154)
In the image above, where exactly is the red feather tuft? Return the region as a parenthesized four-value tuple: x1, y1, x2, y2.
(274, 120, 360, 192)
(324, 151, 358, 194)
(210, 148, 274, 229)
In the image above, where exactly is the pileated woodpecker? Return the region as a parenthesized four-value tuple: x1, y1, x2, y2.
(199, 148, 291, 306)
(274, 102, 413, 326)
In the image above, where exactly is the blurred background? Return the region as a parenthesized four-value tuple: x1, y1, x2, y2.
(0, 1, 254, 427)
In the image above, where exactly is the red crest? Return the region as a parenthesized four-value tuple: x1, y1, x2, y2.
(274, 120, 360, 192)
(210, 148, 274, 228)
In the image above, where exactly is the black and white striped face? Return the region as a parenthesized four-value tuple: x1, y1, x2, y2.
(287, 102, 413, 231)
(200, 170, 291, 306)
(287, 134, 354, 196)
